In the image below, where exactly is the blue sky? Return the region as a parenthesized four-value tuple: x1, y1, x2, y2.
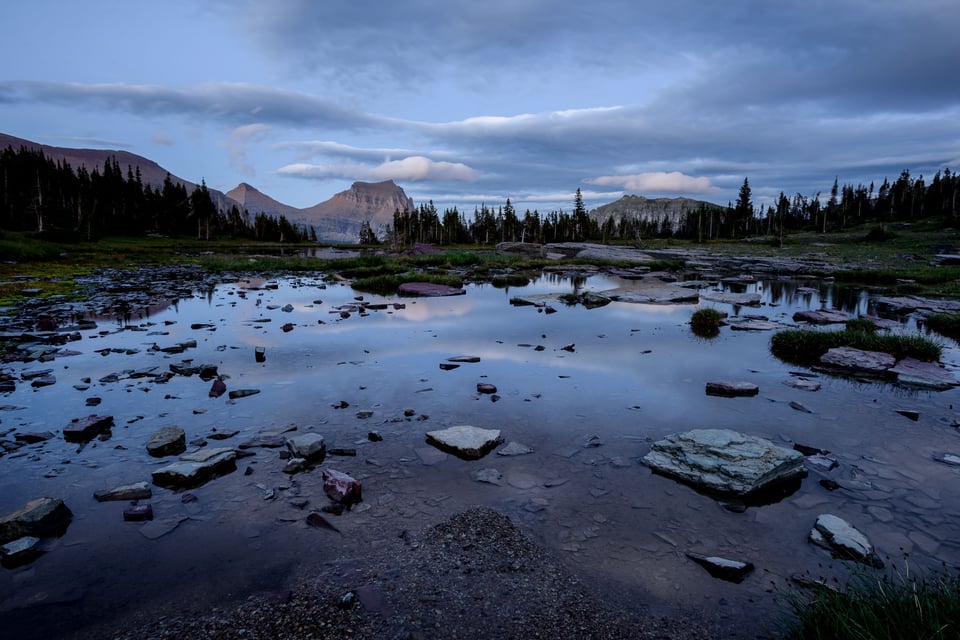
(2, 1, 958, 214)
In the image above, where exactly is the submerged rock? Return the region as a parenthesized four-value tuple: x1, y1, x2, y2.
(890, 358, 958, 390)
(809, 513, 883, 568)
(642, 429, 805, 496)
(426, 425, 503, 460)
(705, 381, 759, 397)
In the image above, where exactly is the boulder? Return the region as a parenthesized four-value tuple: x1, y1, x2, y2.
(322, 468, 362, 506)
(819, 347, 896, 375)
(398, 282, 466, 297)
(0, 497, 73, 543)
(705, 381, 759, 397)
(641, 429, 805, 496)
(94, 481, 152, 502)
(146, 426, 186, 457)
(151, 447, 237, 489)
(286, 433, 326, 463)
(426, 426, 503, 460)
(809, 513, 883, 568)
(63, 414, 114, 442)
(793, 309, 850, 324)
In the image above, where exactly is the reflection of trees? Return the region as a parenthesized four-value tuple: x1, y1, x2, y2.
(729, 279, 868, 314)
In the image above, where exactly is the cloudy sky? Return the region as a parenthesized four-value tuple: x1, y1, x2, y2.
(2, 1, 958, 213)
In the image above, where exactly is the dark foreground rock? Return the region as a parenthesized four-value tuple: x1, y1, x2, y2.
(0, 497, 73, 543)
(63, 414, 114, 442)
(146, 426, 186, 457)
(705, 380, 759, 397)
(74, 508, 710, 640)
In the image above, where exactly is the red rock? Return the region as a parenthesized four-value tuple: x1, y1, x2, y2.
(322, 468, 362, 506)
(209, 378, 227, 398)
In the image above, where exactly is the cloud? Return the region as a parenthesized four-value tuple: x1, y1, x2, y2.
(53, 136, 131, 149)
(587, 172, 718, 195)
(227, 123, 271, 176)
(277, 156, 477, 183)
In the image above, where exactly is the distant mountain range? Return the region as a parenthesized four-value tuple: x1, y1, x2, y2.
(2, 132, 718, 241)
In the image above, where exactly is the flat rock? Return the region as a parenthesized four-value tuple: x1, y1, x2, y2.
(426, 425, 503, 460)
(820, 346, 896, 374)
(228, 389, 260, 399)
(601, 285, 699, 305)
(890, 358, 958, 390)
(642, 429, 805, 496)
(727, 318, 783, 331)
(0, 497, 73, 544)
(147, 426, 186, 457)
(472, 468, 503, 485)
(497, 441, 534, 456)
(94, 481, 152, 502)
(809, 513, 883, 568)
(685, 551, 755, 583)
(932, 451, 960, 467)
(63, 414, 114, 442)
(706, 381, 759, 397)
(286, 433, 326, 463)
(700, 291, 762, 306)
(152, 448, 238, 489)
(398, 282, 466, 297)
(793, 309, 850, 324)
(0, 536, 42, 567)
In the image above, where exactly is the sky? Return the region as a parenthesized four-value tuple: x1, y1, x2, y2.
(1, 1, 958, 214)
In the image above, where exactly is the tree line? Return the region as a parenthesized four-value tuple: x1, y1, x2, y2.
(0, 145, 313, 242)
(385, 171, 960, 248)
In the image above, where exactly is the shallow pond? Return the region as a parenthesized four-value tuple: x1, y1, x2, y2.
(2, 270, 960, 638)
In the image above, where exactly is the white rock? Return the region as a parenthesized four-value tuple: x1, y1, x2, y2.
(810, 513, 883, 568)
(286, 433, 326, 462)
(426, 426, 502, 460)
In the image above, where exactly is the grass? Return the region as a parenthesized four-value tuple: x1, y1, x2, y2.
(924, 313, 960, 341)
(770, 328, 942, 366)
(782, 561, 960, 640)
(690, 307, 724, 337)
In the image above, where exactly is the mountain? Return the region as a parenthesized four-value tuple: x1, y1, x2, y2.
(225, 182, 299, 220)
(589, 194, 721, 227)
(295, 180, 416, 242)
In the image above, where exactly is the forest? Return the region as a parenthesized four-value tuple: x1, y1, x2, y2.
(2, 142, 958, 247)
(0, 145, 311, 242)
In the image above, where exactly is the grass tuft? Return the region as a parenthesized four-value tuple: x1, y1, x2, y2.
(690, 308, 725, 338)
(924, 313, 960, 341)
(770, 328, 942, 365)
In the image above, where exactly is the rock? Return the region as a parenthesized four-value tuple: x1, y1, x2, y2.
(63, 414, 114, 442)
(727, 318, 783, 331)
(14, 431, 55, 444)
(895, 409, 920, 421)
(439, 363, 460, 371)
(255, 346, 266, 362)
(789, 401, 813, 414)
(804, 454, 838, 473)
(476, 383, 498, 394)
(284, 458, 308, 474)
(497, 442, 533, 456)
(809, 513, 883, 568)
(123, 504, 154, 521)
(322, 468, 362, 506)
(0, 536, 42, 567)
(398, 282, 466, 297)
(146, 426, 186, 457)
(94, 481, 152, 502)
(932, 451, 960, 467)
(448, 356, 481, 363)
(783, 378, 821, 392)
(793, 309, 850, 324)
(426, 426, 503, 460)
(0, 497, 73, 544)
(472, 468, 503, 485)
(890, 358, 958, 390)
(228, 389, 260, 399)
(819, 346, 896, 375)
(705, 381, 759, 397)
(685, 551, 755, 583)
(601, 285, 699, 305)
(355, 410, 374, 419)
(151, 448, 238, 489)
(208, 378, 227, 398)
(367, 431, 383, 442)
(700, 291, 762, 306)
(286, 433, 326, 463)
(641, 429, 805, 496)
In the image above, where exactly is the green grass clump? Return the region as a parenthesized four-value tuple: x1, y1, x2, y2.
(690, 308, 725, 337)
(783, 563, 960, 640)
(924, 313, 960, 341)
(844, 318, 880, 333)
(770, 328, 942, 365)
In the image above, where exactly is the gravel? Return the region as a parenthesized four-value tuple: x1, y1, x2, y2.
(75, 508, 713, 640)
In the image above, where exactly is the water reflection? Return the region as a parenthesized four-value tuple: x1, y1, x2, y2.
(2, 271, 959, 639)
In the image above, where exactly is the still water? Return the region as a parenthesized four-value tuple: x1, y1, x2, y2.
(2, 271, 959, 638)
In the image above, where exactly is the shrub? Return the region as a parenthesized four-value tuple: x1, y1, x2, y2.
(690, 308, 725, 337)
